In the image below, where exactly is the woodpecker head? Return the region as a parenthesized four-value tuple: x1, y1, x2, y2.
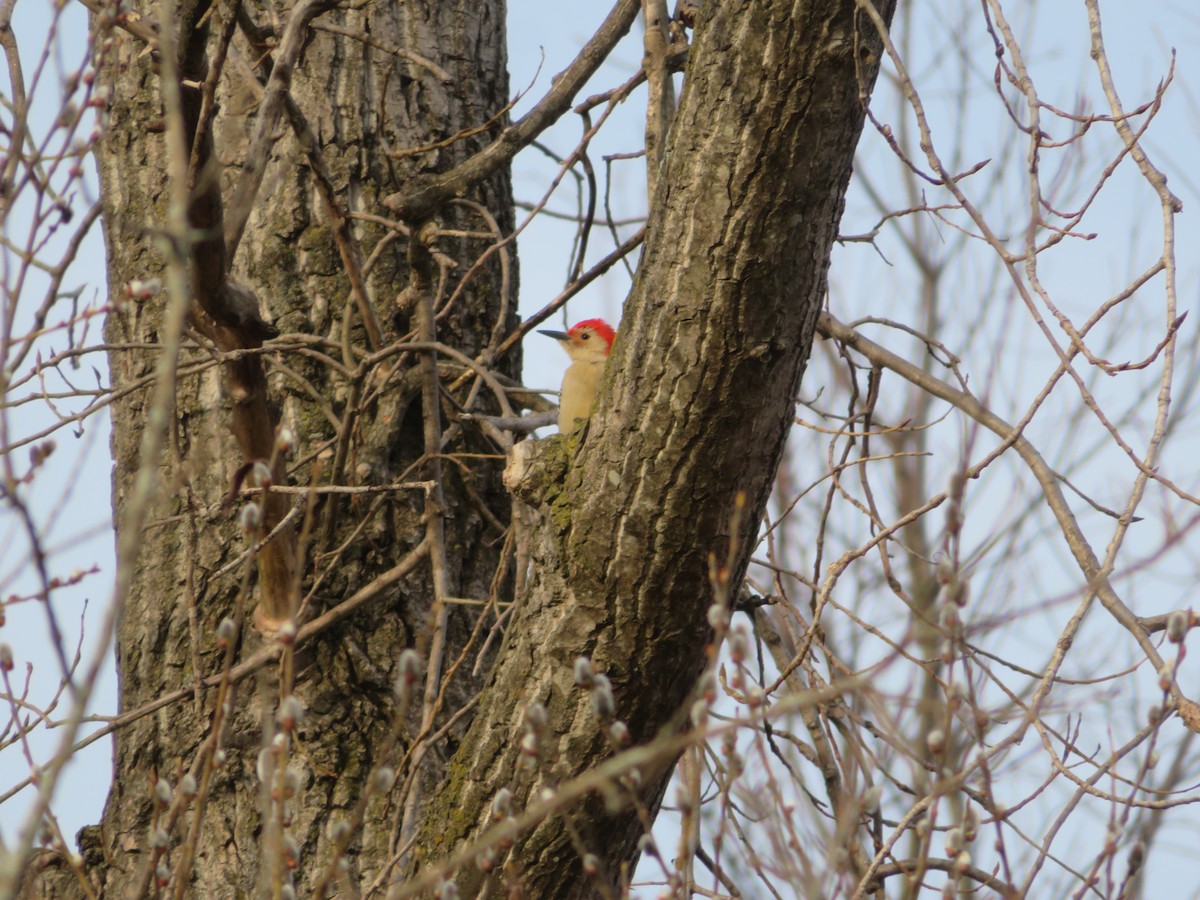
(537, 318, 616, 363)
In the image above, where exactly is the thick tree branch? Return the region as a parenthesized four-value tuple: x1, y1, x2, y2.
(167, 2, 299, 627)
(411, 1, 898, 895)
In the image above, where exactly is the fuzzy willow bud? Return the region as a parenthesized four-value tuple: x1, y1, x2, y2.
(239, 502, 261, 533)
(525, 701, 548, 729)
(490, 788, 513, 821)
(591, 674, 615, 720)
(1167, 610, 1189, 643)
(371, 767, 396, 795)
(573, 656, 595, 689)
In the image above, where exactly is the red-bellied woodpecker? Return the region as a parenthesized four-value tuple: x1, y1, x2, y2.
(537, 318, 616, 433)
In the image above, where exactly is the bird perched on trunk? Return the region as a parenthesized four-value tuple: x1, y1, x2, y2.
(538, 318, 616, 433)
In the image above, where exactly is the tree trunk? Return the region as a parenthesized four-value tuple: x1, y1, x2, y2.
(410, 1, 897, 896)
(24, 0, 514, 896)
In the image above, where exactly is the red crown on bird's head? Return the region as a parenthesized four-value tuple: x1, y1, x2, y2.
(568, 318, 616, 351)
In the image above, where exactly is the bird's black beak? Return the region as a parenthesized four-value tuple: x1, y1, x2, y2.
(537, 329, 569, 341)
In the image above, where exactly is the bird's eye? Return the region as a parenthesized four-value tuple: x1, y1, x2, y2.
(581, 332, 590, 340)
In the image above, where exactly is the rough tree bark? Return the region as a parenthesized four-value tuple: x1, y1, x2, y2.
(408, 1, 897, 897)
(23, 0, 515, 896)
